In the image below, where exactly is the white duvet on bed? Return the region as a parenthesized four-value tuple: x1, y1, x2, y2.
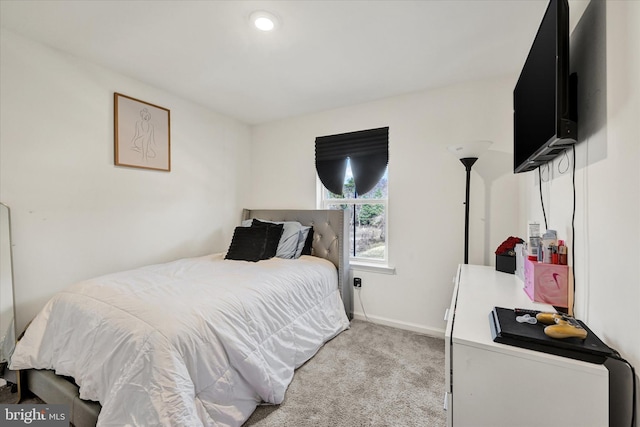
(10, 254, 349, 426)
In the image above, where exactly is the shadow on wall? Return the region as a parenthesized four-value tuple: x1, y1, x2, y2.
(470, 0, 608, 266)
(474, 150, 512, 266)
(570, 0, 607, 169)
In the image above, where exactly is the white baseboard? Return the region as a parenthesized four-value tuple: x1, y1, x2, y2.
(352, 312, 445, 339)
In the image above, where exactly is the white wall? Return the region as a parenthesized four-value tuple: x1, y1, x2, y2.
(520, 0, 639, 387)
(3, 6, 636, 413)
(250, 76, 520, 336)
(0, 29, 252, 332)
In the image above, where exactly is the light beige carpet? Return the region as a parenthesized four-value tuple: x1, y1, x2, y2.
(244, 319, 446, 427)
(1, 320, 447, 426)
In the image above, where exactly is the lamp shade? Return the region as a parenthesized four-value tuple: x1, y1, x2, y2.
(447, 140, 493, 160)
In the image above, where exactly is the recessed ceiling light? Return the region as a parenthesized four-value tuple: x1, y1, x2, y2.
(250, 10, 279, 32)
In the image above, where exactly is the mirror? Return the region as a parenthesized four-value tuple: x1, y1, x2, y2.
(0, 202, 20, 402)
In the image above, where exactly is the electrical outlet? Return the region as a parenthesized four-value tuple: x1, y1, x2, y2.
(354, 277, 362, 288)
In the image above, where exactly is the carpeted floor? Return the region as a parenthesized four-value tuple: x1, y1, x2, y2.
(0, 381, 43, 404)
(0, 382, 19, 404)
(1, 320, 447, 426)
(244, 319, 446, 427)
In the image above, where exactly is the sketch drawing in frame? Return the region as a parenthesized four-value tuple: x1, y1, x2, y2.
(114, 93, 171, 171)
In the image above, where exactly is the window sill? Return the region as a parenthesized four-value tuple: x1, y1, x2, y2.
(350, 261, 396, 275)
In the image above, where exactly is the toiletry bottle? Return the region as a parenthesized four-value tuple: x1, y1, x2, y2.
(541, 230, 557, 264)
(558, 240, 567, 265)
(529, 237, 540, 260)
(537, 241, 543, 262)
(544, 245, 552, 263)
(552, 245, 559, 264)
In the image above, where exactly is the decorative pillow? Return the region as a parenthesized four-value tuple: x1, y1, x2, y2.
(301, 227, 314, 256)
(294, 226, 312, 258)
(252, 219, 301, 259)
(252, 220, 284, 259)
(225, 226, 269, 262)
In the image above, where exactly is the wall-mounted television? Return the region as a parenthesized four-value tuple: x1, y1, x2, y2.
(513, 0, 577, 173)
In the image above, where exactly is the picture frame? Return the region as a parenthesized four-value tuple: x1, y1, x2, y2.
(114, 93, 171, 171)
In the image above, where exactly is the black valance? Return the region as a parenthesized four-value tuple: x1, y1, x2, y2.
(315, 127, 389, 196)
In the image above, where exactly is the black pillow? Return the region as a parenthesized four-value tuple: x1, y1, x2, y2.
(225, 226, 269, 262)
(301, 228, 314, 256)
(251, 219, 284, 259)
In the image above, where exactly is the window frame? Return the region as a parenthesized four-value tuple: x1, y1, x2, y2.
(318, 177, 389, 266)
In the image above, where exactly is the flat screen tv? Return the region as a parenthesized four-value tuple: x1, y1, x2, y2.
(514, 0, 577, 173)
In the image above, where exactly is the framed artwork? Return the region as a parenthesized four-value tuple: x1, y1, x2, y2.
(114, 93, 171, 171)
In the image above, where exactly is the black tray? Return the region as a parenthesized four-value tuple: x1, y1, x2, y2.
(489, 306, 614, 364)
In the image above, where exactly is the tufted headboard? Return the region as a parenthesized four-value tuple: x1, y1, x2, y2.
(241, 209, 352, 320)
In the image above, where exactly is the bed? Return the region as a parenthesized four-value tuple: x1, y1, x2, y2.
(10, 209, 352, 426)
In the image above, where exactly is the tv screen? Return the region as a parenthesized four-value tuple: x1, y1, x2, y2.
(513, 0, 576, 173)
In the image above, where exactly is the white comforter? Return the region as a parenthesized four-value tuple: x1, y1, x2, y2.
(10, 254, 349, 426)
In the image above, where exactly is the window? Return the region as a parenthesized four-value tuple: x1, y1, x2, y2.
(321, 159, 388, 262)
(315, 126, 389, 262)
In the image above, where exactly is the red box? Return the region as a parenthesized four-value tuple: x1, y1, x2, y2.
(523, 259, 569, 308)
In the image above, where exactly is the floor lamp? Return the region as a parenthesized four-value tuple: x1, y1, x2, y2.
(448, 141, 492, 264)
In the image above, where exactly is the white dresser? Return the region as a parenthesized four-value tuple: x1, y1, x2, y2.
(444, 264, 608, 427)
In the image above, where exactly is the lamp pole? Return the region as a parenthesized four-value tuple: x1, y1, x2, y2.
(447, 140, 492, 265)
(460, 157, 478, 264)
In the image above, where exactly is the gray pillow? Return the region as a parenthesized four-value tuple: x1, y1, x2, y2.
(294, 226, 312, 258)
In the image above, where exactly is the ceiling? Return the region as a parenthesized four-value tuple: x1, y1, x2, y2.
(0, 0, 588, 125)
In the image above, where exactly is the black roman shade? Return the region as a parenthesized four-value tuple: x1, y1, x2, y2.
(315, 127, 389, 196)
